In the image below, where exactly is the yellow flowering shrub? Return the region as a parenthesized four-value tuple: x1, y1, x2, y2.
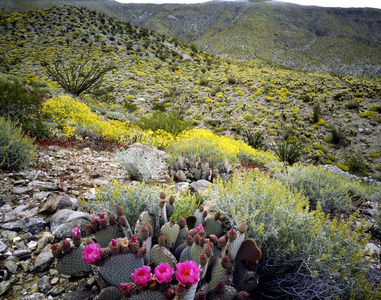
(42, 96, 132, 142)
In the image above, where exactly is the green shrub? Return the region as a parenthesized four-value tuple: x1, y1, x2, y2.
(273, 140, 304, 166)
(212, 171, 373, 299)
(243, 113, 253, 121)
(0, 117, 37, 171)
(347, 101, 359, 110)
(242, 130, 265, 150)
(137, 110, 193, 136)
(0, 75, 48, 136)
(277, 164, 371, 213)
(116, 149, 166, 181)
(167, 138, 238, 170)
(83, 180, 162, 231)
(312, 102, 321, 123)
(124, 102, 138, 113)
(106, 111, 127, 122)
(330, 125, 348, 146)
(343, 151, 368, 173)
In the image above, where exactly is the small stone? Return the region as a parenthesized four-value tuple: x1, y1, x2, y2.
(365, 243, 381, 258)
(0, 281, 11, 296)
(48, 285, 66, 296)
(1, 230, 18, 240)
(13, 186, 34, 195)
(85, 276, 95, 287)
(23, 218, 47, 235)
(82, 148, 91, 154)
(0, 240, 7, 252)
(62, 290, 97, 300)
(20, 260, 31, 272)
(51, 277, 59, 284)
(38, 275, 52, 293)
(37, 231, 55, 251)
(13, 236, 22, 243)
(4, 260, 18, 273)
(28, 240, 38, 250)
(49, 269, 59, 276)
(13, 249, 32, 257)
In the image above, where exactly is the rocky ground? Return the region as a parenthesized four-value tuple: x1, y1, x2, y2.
(1, 144, 381, 300)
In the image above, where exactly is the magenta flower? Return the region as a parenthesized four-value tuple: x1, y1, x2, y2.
(72, 227, 81, 240)
(194, 224, 204, 234)
(175, 260, 200, 286)
(82, 243, 101, 264)
(131, 266, 152, 287)
(154, 263, 174, 284)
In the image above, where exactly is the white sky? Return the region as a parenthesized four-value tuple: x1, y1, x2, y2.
(115, 0, 381, 9)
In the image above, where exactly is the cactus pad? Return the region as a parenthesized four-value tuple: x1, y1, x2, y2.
(186, 215, 196, 230)
(190, 243, 204, 263)
(227, 233, 245, 261)
(204, 218, 223, 237)
(179, 245, 192, 263)
(56, 247, 92, 275)
(235, 239, 262, 261)
(95, 225, 125, 248)
(233, 260, 259, 292)
(174, 243, 188, 261)
(208, 258, 231, 292)
(160, 221, 180, 249)
(99, 253, 144, 286)
(150, 245, 177, 269)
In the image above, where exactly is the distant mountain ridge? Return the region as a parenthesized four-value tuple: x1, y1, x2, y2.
(1, 0, 380, 76)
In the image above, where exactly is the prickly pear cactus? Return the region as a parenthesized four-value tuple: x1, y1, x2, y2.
(233, 260, 260, 292)
(135, 211, 156, 243)
(204, 217, 223, 237)
(179, 245, 192, 263)
(98, 253, 144, 286)
(56, 247, 92, 275)
(208, 257, 232, 292)
(95, 226, 125, 249)
(160, 220, 180, 249)
(235, 238, 262, 261)
(150, 244, 177, 269)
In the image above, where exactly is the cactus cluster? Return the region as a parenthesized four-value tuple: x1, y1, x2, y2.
(52, 193, 261, 300)
(169, 153, 234, 183)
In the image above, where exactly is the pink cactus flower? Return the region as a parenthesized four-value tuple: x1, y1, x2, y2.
(194, 223, 204, 234)
(131, 266, 152, 287)
(72, 227, 81, 240)
(175, 260, 200, 286)
(154, 263, 174, 284)
(82, 243, 101, 264)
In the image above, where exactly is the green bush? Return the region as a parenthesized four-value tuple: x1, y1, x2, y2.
(273, 140, 304, 166)
(277, 164, 376, 213)
(137, 110, 193, 136)
(312, 102, 321, 123)
(212, 171, 373, 299)
(168, 138, 238, 170)
(330, 125, 348, 146)
(242, 130, 265, 150)
(343, 150, 368, 173)
(0, 75, 48, 136)
(116, 149, 166, 182)
(0, 117, 37, 171)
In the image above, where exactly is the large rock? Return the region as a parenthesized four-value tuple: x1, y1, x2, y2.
(128, 143, 167, 160)
(50, 209, 93, 239)
(32, 244, 54, 273)
(190, 179, 213, 194)
(39, 193, 78, 214)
